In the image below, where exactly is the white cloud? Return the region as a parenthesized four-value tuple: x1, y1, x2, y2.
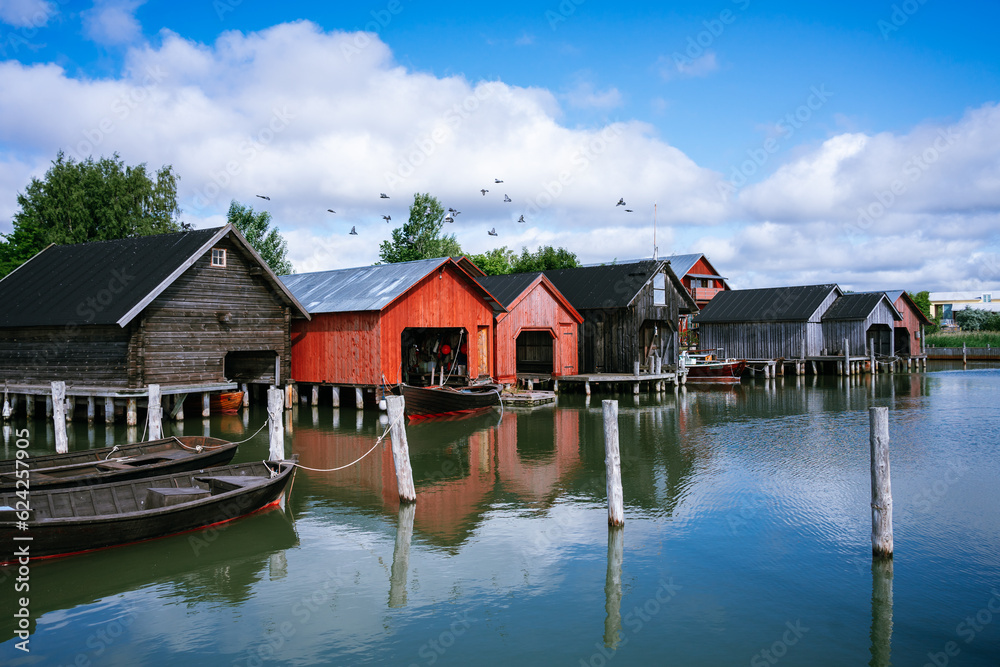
(0, 0, 55, 28)
(0, 21, 729, 271)
(514, 32, 534, 46)
(562, 79, 623, 110)
(82, 0, 146, 46)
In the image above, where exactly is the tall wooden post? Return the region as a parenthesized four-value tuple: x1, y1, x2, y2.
(51, 381, 68, 454)
(311, 385, 319, 406)
(962, 343, 967, 366)
(844, 338, 851, 376)
(385, 396, 416, 503)
(201, 392, 211, 418)
(267, 386, 285, 460)
(86, 396, 95, 423)
(870, 407, 893, 558)
(148, 384, 163, 441)
(355, 388, 364, 411)
(633, 360, 640, 376)
(45, 395, 53, 418)
(25, 394, 34, 419)
(241, 383, 250, 408)
(331, 386, 341, 407)
(105, 397, 116, 423)
(126, 398, 137, 426)
(1, 389, 9, 421)
(603, 400, 624, 527)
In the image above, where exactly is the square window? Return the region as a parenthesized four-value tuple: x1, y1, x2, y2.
(211, 248, 226, 267)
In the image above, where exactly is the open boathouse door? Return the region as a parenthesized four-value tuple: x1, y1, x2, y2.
(515, 330, 554, 374)
(401, 327, 468, 386)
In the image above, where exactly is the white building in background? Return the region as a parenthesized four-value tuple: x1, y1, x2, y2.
(928, 290, 1000, 325)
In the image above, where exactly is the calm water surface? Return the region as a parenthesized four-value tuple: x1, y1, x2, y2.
(3, 365, 1000, 666)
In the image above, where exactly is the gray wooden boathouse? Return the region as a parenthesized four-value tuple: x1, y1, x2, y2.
(0, 224, 309, 421)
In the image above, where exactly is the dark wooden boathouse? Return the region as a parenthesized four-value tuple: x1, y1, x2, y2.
(542, 260, 697, 373)
(474, 272, 583, 385)
(0, 225, 309, 415)
(859, 290, 932, 357)
(821, 292, 902, 357)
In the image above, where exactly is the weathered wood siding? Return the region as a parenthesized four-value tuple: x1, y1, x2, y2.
(380, 265, 495, 384)
(893, 295, 924, 356)
(139, 235, 291, 387)
(494, 280, 580, 382)
(0, 324, 130, 385)
(822, 301, 897, 357)
(290, 311, 381, 386)
(577, 267, 685, 373)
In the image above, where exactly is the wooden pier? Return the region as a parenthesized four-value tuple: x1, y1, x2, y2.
(744, 355, 928, 377)
(555, 369, 685, 395)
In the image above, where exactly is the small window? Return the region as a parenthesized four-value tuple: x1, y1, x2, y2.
(653, 273, 666, 306)
(211, 248, 226, 267)
(984, 293, 993, 303)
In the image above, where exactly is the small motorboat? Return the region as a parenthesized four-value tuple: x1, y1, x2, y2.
(0, 459, 297, 564)
(681, 350, 746, 383)
(400, 383, 502, 420)
(0, 436, 239, 491)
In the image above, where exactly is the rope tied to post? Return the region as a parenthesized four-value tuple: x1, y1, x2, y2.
(292, 408, 404, 473)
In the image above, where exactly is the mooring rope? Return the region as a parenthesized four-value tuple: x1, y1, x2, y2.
(292, 409, 404, 473)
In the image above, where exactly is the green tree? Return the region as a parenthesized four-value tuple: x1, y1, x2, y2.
(226, 200, 293, 275)
(467, 246, 516, 275)
(378, 193, 462, 263)
(0, 151, 182, 276)
(511, 245, 579, 272)
(911, 291, 932, 320)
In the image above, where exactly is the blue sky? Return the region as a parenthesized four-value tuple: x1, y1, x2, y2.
(1, 0, 999, 291)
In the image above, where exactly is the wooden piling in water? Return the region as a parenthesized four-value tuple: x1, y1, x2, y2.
(355, 387, 364, 411)
(604, 526, 624, 649)
(25, 394, 34, 419)
(603, 399, 624, 527)
(105, 397, 116, 423)
(331, 386, 340, 407)
(870, 558, 894, 667)
(267, 386, 285, 460)
(201, 392, 211, 418)
(126, 398, 138, 427)
(389, 503, 415, 608)
(870, 406, 893, 559)
(844, 338, 850, 376)
(86, 396, 95, 423)
(51, 381, 68, 454)
(241, 383, 250, 408)
(963, 343, 967, 366)
(148, 384, 163, 441)
(385, 395, 416, 503)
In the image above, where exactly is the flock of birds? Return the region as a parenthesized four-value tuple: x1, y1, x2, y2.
(254, 184, 635, 239)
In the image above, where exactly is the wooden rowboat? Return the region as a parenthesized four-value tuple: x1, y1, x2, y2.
(400, 383, 501, 420)
(681, 351, 747, 383)
(0, 459, 296, 564)
(210, 391, 244, 414)
(0, 436, 239, 491)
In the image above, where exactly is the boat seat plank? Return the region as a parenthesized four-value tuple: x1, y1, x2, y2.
(98, 461, 135, 470)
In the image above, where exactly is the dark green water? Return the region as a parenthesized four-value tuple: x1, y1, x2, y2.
(3, 366, 1000, 666)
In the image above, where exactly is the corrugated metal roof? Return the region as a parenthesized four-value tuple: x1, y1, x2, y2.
(280, 257, 501, 314)
(474, 273, 542, 308)
(663, 253, 702, 278)
(542, 260, 663, 309)
(0, 228, 221, 328)
(823, 293, 902, 321)
(695, 284, 840, 323)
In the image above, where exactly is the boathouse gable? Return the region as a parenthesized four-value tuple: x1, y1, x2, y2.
(475, 272, 584, 383)
(543, 261, 697, 373)
(821, 292, 902, 358)
(0, 225, 307, 389)
(282, 258, 503, 387)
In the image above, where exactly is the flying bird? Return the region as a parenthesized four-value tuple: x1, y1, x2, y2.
(349, 226, 358, 235)
(256, 195, 270, 201)
(503, 195, 511, 203)
(480, 189, 489, 196)
(448, 207, 458, 213)
(380, 193, 390, 199)
(382, 215, 391, 222)
(517, 215, 525, 223)
(488, 228, 498, 236)
(495, 178, 503, 183)
(616, 198, 625, 206)
(624, 209, 634, 213)
(327, 209, 336, 213)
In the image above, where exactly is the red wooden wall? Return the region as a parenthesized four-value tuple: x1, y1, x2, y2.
(893, 294, 926, 356)
(494, 277, 582, 383)
(290, 311, 381, 385)
(380, 263, 496, 384)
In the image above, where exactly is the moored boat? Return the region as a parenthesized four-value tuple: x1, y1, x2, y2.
(0, 436, 239, 491)
(0, 459, 296, 563)
(210, 391, 244, 414)
(400, 383, 501, 419)
(681, 350, 747, 383)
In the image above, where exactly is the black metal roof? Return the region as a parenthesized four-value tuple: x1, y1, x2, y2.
(474, 273, 542, 309)
(543, 260, 674, 310)
(694, 284, 840, 323)
(0, 226, 309, 328)
(822, 293, 902, 321)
